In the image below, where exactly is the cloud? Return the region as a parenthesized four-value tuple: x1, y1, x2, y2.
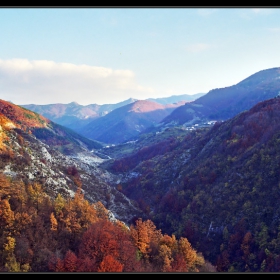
(185, 43, 212, 53)
(0, 59, 155, 105)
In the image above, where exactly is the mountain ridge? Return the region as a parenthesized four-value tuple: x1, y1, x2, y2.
(77, 99, 186, 144)
(101, 95, 280, 271)
(20, 94, 202, 134)
(161, 67, 280, 126)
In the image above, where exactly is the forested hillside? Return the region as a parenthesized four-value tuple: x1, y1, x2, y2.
(3, 67, 280, 272)
(0, 99, 216, 272)
(0, 173, 215, 272)
(102, 96, 280, 272)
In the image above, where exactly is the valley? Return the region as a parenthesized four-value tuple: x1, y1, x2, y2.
(2, 67, 280, 272)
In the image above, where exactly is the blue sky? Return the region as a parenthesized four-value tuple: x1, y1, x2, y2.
(0, 7, 280, 105)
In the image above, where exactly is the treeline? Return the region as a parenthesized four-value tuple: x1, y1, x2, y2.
(0, 173, 215, 273)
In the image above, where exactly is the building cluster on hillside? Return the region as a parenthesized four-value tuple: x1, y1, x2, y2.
(183, 120, 217, 131)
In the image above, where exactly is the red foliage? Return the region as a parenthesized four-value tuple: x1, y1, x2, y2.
(97, 255, 124, 272)
(55, 258, 65, 272)
(77, 219, 140, 272)
(64, 250, 78, 272)
(216, 250, 230, 272)
(76, 257, 97, 272)
(171, 253, 188, 272)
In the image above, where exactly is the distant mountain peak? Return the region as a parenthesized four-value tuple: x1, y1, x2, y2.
(237, 67, 280, 87)
(128, 99, 165, 113)
(162, 66, 280, 126)
(69, 101, 80, 106)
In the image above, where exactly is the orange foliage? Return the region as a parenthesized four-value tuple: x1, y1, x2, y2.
(0, 100, 49, 131)
(50, 212, 58, 231)
(171, 253, 188, 272)
(178, 237, 198, 271)
(0, 198, 15, 230)
(97, 255, 124, 272)
(76, 219, 140, 272)
(130, 218, 162, 257)
(0, 173, 11, 197)
(159, 234, 177, 251)
(60, 187, 98, 234)
(79, 219, 120, 262)
(14, 212, 32, 233)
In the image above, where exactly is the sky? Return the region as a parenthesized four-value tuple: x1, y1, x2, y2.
(1, 7, 280, 105)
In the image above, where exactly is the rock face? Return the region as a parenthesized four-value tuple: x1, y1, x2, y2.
(0, 99, 143, 225)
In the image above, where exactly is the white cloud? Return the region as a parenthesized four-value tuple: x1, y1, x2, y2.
(0, 59, 155, 105)
(185, 43, 212, 53)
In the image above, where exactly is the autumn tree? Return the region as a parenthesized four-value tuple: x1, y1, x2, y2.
(3, 236, 20, 272)
(97, 255, 124, 272)
(50, 212, 58, 232)
(63, 250, 78, 272)
(0, 197, 15, 232)
(26, 183, 45, 211)
(178, 237, 197, 269)
(74, 219, 140, 272)
(130, 218, 162, 259)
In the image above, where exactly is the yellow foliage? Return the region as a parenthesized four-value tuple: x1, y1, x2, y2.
(3, 236, 16, 252)
(50, 212, 58, 231)
(54, 193, 66, 215)
(178, 237, 200, 271)
(61, 189, 99, 234)
(20, 263, 31, 272)
(159, 234, 177, 251)
(27, 183, 45, 210)
(130, 218, 162, 257)
(158, 244, 173, 272)
(5, 255, 21, 272)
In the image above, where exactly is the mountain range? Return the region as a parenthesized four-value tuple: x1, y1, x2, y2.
(2, 67, 280, 272)
(21, 93, 204, 136)
(161, 67, 280, 126)
(22, 98, 139, 132)
(22, 68, 280, 146)
(76, 99, 187, 144)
